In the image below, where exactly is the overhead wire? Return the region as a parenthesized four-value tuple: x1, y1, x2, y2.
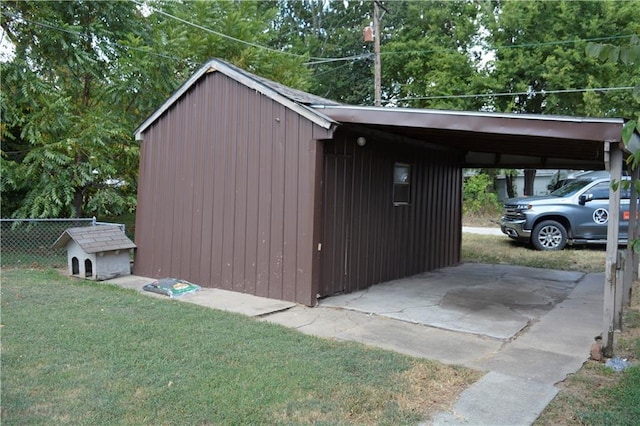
(395, 86, 635, 102)
(2, 6, 636, 102)
(0, 11, 196, 65)
(129, 0, 636, 65)
(130, 0, 319, 61)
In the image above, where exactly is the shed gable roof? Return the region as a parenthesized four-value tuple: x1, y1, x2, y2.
(53, 225, 136, 254)
(134, 59, 338, 141)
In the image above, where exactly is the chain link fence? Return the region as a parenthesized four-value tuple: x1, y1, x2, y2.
(1, 218, 125, 269)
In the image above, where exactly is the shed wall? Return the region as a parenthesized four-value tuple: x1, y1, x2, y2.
(134, 71, 332, 305)
(319, 131, 463, 297)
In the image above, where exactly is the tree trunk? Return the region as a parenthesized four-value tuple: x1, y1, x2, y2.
(524, 169, 536, 196)
(72, 189, 84, 218)
(505, 170, 516, 198)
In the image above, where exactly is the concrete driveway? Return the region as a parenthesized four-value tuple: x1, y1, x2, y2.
(320, 263, 583, 340)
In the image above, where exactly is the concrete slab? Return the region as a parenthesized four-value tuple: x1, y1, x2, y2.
(105, 275, 296, 317)
(471, 345, 587, 384)
(462, 226, 503, 236)
(432, 372, 558, 426)
(261, 306, 504, 366)
(511, 273, 604, 358)
(321, 263, 583, 340)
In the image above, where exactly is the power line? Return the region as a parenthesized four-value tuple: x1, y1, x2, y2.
(305, 54, 372, 65)
(394, 86, 635, 102)
(0, 11, 196, 65)
(130, 0, 319, 61)
(380, 34, 635, 57)
(3, 6, 636, 80)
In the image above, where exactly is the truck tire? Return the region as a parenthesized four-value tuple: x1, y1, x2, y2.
(531, 220, 568, 250)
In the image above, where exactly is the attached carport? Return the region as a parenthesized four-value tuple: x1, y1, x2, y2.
(311, 103, 640, 355)
(311, 105, 627, 169)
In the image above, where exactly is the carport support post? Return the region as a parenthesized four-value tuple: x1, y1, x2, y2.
(623, 165, 640, 306)
(603, 141, 623, 357)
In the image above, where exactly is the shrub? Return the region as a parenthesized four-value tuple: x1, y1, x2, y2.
(463, 173, 501, 217)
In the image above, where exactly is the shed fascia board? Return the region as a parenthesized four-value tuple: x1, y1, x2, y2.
(135, 59, 336, 140)
(312, 105, 625, 143)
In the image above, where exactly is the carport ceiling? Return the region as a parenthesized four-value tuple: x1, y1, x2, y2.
(312, 105, 628, 170)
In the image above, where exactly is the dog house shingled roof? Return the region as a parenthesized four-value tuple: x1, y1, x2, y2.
(52, 225, 136, 254)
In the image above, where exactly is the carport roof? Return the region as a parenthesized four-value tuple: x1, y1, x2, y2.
(311, 104, 635, 170)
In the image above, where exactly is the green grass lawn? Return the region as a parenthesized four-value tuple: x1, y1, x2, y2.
(462, 233, 606, 273)
(1, 269, 478, 425)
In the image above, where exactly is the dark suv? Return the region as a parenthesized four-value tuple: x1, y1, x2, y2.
(500, 171, 630, 250)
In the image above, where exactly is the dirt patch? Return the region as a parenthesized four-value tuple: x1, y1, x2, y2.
(273, 360, 482, 425)
(396, 361, 483, 420)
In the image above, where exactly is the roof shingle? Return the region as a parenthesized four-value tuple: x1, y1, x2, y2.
(52, 225, 136, 254)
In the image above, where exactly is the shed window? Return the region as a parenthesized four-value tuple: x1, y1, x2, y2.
(393, 163, 411, 205)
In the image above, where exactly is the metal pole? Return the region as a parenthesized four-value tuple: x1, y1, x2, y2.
(373, 0, 381, 107)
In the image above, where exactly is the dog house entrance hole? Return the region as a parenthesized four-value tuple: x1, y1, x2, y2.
(85, 259, 93, 277)
(72, 257, 79, 275)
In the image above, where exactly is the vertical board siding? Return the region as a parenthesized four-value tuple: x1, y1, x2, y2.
(134, 72, 332, 305)
(319, 132, 463, 297)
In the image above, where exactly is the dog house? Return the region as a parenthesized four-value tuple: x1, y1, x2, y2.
(53, 225, 136, 280)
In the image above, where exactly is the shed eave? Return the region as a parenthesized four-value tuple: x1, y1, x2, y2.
(311, 104, 625, 143)
(134, 59, 337, 141)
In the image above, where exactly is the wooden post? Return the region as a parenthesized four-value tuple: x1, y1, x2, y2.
(615, 251, 625, 330)
(624, 165, 639, 306)
(603, 141, 623, 356)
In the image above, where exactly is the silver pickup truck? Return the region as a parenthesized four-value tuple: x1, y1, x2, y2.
(500, 171, 631, 250)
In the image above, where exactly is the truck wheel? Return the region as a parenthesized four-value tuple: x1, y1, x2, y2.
(532, 220, 567, 250)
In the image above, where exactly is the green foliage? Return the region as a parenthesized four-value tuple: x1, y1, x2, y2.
(383, 0, 487, 110)
(485, 0, 640, 117)
(0, 0, 309, 219)
(1, 1, 144, 218)
(272, 0, 374, 104)
(586, 28, 640, 153)
(463, 173, 501, 216)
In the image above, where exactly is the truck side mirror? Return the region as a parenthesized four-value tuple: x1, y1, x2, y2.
(579, 193, 593, 205)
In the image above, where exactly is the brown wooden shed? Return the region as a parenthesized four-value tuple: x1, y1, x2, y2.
(134, 58, 632, 306)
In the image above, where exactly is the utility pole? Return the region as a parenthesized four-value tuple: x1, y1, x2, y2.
(373, 0, 381, 106)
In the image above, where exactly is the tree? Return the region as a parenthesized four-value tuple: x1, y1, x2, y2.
(382, 0, 487, 110)
(271, 0, 374, 104)
(1, 1, 146, 218)
(0, 0, 309, 218)
(483, 0, 640, 191)
(586, 31, 640, 152)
